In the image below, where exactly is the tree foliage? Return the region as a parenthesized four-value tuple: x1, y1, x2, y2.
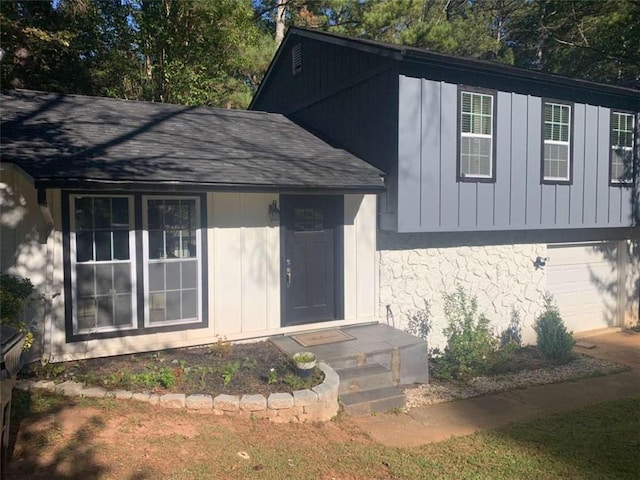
(0, 0, 636, 108)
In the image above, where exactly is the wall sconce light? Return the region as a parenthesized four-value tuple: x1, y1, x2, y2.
(268, 200, 280, 222)
(533, 256, 549, 270)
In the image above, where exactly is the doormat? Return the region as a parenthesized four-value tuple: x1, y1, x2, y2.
(291, 329, 355, 347)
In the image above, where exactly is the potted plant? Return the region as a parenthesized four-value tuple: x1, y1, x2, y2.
(292, 351, 317, 378)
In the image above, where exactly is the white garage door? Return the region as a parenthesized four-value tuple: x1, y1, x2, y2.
(546, 242, 620, 333)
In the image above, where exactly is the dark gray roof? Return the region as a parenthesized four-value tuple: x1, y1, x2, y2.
(1, 89, 384, 192)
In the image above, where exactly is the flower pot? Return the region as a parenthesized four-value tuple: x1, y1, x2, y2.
(292, 352, 317, 378)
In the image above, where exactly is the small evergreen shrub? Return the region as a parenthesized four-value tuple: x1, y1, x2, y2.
(500, 308, 523, 348)
(404, 299, 432, 341)
(534, 294, 574, 363)
(435, 287, 498, 380)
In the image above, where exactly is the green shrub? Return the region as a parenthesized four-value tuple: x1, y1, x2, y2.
(0, 273, 37, 349)
(534, 294, 574, 363)
(435, 287, 499, 380)
(500, 308, 523, 348)
(404, 299, 432, 341)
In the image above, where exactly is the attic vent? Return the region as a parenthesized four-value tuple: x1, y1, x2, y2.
(292, 44, 302, 76)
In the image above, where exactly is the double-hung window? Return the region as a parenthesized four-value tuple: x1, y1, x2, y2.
(70, 195, 137, 333)
(543, 102, 572, 182)
(144, 197, 201, 326)
(459, 90, 495, 180)
(610, 111, 635, 185)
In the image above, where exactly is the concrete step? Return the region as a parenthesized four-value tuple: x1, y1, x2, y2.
(336, 364, 393, 396)
(340, 386, 406, 417)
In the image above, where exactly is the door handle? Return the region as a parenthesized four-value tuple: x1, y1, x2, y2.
(286, 259, 292, 287)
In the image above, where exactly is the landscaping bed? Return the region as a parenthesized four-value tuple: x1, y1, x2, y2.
(21, 340, 324, 397)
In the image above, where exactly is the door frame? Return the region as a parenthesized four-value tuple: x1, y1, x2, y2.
(279, 194, 344, 327)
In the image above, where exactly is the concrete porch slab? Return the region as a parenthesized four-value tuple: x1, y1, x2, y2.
(269, 323, 428, 385)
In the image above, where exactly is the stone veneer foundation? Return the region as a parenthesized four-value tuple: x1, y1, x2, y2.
(378, 231, 548, 349)
(15, 362, 340, 423)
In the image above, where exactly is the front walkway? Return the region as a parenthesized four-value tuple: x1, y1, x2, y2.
(353, 330, 640, 447)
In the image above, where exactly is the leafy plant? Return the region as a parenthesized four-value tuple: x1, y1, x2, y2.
(283, 373, 305, 390)
(404, 299, 432, 341)
(0, 273, 39, 350)
(292, 352, 316, 364)
(221, 361, 240, 385)
(208, 336, 232, 358)
(500, 308, 523, 348)
(435, 287, 499, 380)
(533, 294, 574, 364)
(267, 368, 277, 385)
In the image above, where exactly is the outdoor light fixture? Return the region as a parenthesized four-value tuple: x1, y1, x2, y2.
(533, 256, 549, 270)
(268, 200, 280, 222)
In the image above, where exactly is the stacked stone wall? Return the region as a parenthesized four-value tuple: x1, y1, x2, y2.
(378, 231, 548, 349)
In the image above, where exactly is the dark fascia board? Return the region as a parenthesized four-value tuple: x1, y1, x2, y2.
(269, 27, 639, 111)
(33, 178, 386, 195)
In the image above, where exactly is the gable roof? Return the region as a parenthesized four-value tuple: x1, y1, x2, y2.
(0, 89, 384, 192)
(251, 27, 639, 111)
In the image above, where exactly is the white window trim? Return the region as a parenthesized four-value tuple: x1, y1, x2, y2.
(460, 91, 494, 179)
(611, 112, 635, 184)
(543, 102, 571, 182)
(142, 195, 202, 328)
(69, 194, 138, 335)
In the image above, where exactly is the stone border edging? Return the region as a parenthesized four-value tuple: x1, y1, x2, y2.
(15, 362, 340, 423)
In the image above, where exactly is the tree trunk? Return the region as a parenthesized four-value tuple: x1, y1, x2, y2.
(275, 0, 286, 46)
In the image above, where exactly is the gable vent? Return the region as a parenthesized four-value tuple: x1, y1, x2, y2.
(292, 43, 302, 76)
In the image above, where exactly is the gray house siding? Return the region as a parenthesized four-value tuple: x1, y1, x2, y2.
(396, 75, 637, 233)
(252, 35, 400, 225)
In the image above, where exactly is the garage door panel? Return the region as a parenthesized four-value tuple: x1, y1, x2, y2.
(547, 242, 620, 334)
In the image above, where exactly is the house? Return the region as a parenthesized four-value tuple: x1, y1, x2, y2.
(250, 28, 639, 348)
(1, 27, 638, 363)
(1, 90, 383, 361)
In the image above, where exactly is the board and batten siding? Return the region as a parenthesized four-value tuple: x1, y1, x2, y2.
(396, 75, 637, 233)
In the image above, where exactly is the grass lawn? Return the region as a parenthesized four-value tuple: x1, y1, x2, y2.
(7, 392, 639, 479)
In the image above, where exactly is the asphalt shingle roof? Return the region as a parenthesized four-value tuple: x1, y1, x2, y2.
(0, 89, 384, 192)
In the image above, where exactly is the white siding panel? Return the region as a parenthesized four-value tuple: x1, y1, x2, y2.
(356, 194, 377, 318)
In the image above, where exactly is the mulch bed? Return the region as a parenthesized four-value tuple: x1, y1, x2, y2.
(21, 340, 324, 397)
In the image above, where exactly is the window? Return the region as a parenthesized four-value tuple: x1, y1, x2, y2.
(144, 197, 201, 326)
(459, 90, 495, 180)
(70, 195, 136, 333)
(543, 102, 572, 182)
(66, 193, 205, 340)
(610, 111, 635, 185)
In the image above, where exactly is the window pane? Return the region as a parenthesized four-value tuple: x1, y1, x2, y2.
(114, 295, 132, 326)
(166, 262, 181, 290)
(78, 299, 95, 330)
(148, 200, 162, 229)
(149, 293, 165, 323)
(95, 231, 112, 261)
(149, 230, 164, 259)
(96, 297, 114, 327)
(76, 231, 93, 262)
(77, 265, 95, 296)
(75, 197, 93, 230)
(112, 198, 129, 227)
(165, 231, 180, 258)
(148, 263, 165, 292)
(166, 291, 181, 321)
(461, 113, 471, 133)
(94, 198, 111, 228)
(314, 209, 324, 231)
(113, 230, 129, 260)
(182, 261, 197, 289)
(164, 200, 180, 228)
(95, 265, 113, 294)
(113, 263, 131, 293)
(182, 290, 197, 319)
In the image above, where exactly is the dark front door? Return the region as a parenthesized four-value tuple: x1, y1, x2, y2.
(281, 195, 343, 327)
